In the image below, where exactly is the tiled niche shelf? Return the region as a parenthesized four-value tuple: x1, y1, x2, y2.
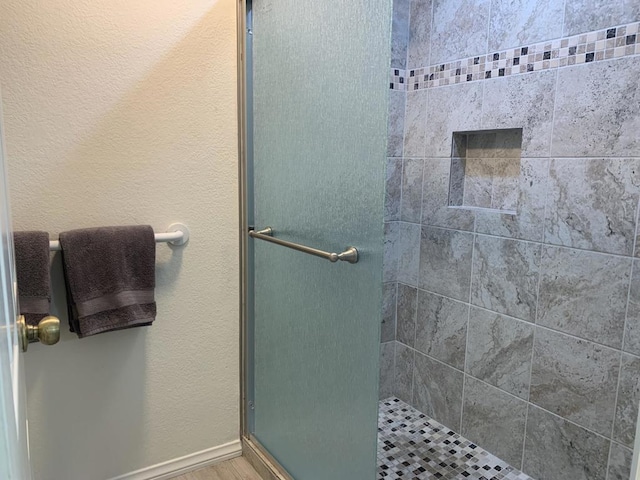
(448, 129, 523, 215)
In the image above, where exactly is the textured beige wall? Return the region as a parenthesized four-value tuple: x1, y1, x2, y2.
(0, 1, 239, 479)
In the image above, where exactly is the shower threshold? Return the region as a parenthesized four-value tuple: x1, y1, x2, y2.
(377, 397, 533, 480)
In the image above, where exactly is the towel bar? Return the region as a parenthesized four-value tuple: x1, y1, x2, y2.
(249, 227, 358, 264)
(47, 223, 190, 251)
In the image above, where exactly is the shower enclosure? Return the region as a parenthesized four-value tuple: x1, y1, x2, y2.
(240, 0, 640, 478)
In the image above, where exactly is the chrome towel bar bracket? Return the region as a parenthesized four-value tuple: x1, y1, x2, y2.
(249, 227, 359, 264)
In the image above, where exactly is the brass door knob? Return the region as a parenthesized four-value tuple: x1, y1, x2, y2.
(17, 315, 61, 352)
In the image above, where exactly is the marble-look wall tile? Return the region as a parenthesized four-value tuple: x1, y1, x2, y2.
(544, 158, 640, 256)
(475, 158, 549, 242)
(430, 0, 491, 64)
(424, 82, 483, 157)
(380, 342, 396, 399)
(613, 354, 640, 448)
(448, 157, 465, 207)
(403, 90, 427, 157)
(523, 405, 610, 480)
(415, 291, 468, 370)
(413, 352, 464, 431)
(490, 158, 520, 211)
(397, 284, 417, 347)
(381, 282, 397, 343)
(537, 246, 630, 349)
(383, 222, 399, 283)
(465, 130, 522, 158)
(421, 158, 475, 231)
(466, 308, 534, 399)
(395, 342, 415, 403)
(488, 0, 564, 51)
(461, 377, 527, 468)
(607, 442, 633, 480)
(482, 70, 556, 157)
(387, 90, 406, 158)
(407, 0, 433, 69)
(625, 260, 640, 356)
(471, 236, 541, 322)
(636, 213, 639, 257)
(552, 57, 640, 158)
(463, 158, 493, 208)
(530, 328, 620, 436)
(564, 0, 640, 36)
(637, 209, 640, 257)
(449, 156, 467, 207)
(385, 158, 402, 222)
(391, 0, 410, 69)
(397, 222, 421, 286)
(419, 227, 474, 301)
(401, 158, 424, 223)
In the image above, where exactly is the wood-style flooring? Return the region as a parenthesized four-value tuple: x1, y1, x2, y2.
(172, 457, 262, 480)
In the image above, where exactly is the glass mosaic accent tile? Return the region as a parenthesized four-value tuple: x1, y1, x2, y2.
(390, 21, 640, 90)
(390, 68, 406, 90)
(377, 397, 533, 480)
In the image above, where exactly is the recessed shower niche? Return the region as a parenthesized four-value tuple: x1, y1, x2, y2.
(448, 129, 523, 214)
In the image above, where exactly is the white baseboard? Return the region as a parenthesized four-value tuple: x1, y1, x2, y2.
(108, 440, 243, 480)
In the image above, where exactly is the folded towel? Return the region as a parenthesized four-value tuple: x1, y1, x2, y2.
(13, 231, 51, 327)
(59, 225, 156, 338)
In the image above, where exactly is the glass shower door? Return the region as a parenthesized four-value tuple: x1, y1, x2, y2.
(248, 1, 392, 478)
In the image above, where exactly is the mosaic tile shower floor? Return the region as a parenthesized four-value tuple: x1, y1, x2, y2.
(378, 398, 533, 480)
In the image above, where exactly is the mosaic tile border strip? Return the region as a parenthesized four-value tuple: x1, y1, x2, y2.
(390, 21, 640, 90)
(378, 397, 533, 479)
(390, 68, 406, 91)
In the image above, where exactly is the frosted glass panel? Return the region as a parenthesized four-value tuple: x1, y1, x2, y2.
(250, 1, 392, 478)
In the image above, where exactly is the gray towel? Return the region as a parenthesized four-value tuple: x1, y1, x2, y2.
(13, 231, 51, 326)
(59, 225, 156, 338)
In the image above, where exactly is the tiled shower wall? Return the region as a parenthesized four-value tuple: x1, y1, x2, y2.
(380, 0, 640, 478)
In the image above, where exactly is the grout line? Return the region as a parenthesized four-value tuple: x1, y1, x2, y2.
(410, 343, 416, 405)
(539, 158, 552, 249)
(634, 196, 640, 257)
(427, 0, 434, 69)
(611, 439, 635, 451)
(547, 65, 561, 159)
(391, 340, 397, 400)
(389, 155, 640, 160)
(521, 260, 542, 469)
(609, 212, 639, 452)
(459, 373, 467, 433)
(412, 281, 418, 350)
(399, 158, 406, 222)
(560, 0, 568, 38)
(404, 0, 411, 72)
(521, 163, 548, 468)
(395, 280, 640, 357)
(400, 341, 624, 444)
(400, 222, 639, 260)
(521, 402, 531, 472)
(609, 349, 624, 458)
(605, 441, 614, 480)
(522, 405, 619, 462)
(418, 157, 426, 231)
(459, 225, 477, 432)
(484, 0, 492, 56)
(405, 349, 522, 406)
(394, 281, 399, 342)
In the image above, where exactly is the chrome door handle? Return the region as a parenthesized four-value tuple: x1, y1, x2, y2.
(17, 315, 60, 352)
(249, 227, 359, 264)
